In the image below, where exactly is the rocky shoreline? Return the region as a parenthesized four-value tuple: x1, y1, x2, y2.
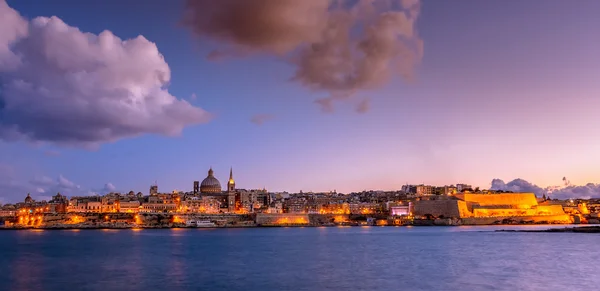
(3, 222, 596, 230)
(1, 212, 592, 229)
(497, 226, 600, 233)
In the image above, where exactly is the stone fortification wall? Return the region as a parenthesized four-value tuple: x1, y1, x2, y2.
(256, 213, 309, 225)
(15, 213, 254, 228)
(412, 200, 467, 218)
(176, 214, 253, 222)
(308, 214, 350, 225)
(534, 205, 566, 215)
(461, 214, 572, 225)
(471, 203, 565, 218)
(411, 197, 565, 219)
(459, 193, 538, 208)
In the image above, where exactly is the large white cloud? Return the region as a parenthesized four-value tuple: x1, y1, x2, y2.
(0, 1, 210, 147)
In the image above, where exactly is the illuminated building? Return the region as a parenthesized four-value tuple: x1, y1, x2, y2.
(227, 167, 235, 193)
(0, 205, 16, 217)
(49, 193, 68, 213)
(150, 184, 158, 196)
(200, 168, 222, 194)
(412, 192, 568, 219)
(119, 201, 141, 213)
(193, 181, 200, 194)
(390, 205, 410, 216)
(349, 203, 383, 215)
(188, 167, 247, 213)
(142, 193, 178, 213)
(227, 168, 236, 212)
(24, 193, 33, 204)
(456, 184, 472, 192)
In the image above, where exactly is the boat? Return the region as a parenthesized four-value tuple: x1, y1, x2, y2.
(186, 220, 216, 228)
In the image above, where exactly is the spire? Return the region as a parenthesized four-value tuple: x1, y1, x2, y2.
(230, 167, 233, 179)
(208, 167, 214, 176)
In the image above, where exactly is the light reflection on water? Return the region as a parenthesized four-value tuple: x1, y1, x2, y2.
(0, 225, 598, 291)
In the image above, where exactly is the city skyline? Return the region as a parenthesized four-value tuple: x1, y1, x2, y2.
(1, 0, 600, 203)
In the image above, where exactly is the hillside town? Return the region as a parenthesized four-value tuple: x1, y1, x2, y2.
(1, 168, 599, 228)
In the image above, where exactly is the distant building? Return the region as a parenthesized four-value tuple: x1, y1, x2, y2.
(49, 193, 68, 213)
(456, 184, 472, 192)
(390, 205, 410, 216)
(193, 181, 200, 194)
(150, 185, 158, 196)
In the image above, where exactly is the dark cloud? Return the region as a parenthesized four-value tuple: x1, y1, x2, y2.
(0, 1, 211, 147)
(183, 0, 423, 110)
(490, 178, 600, 199)
(182, 0, 329, 55)
(356, 99, 370, 114)
(250, 114, 275, 125)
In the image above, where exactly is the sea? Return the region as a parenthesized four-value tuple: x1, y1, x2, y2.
(0, 225, 598, 291)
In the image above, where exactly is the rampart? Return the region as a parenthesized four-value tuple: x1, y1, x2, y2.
(413, 193, 567, 220)
(457, 193, 538, 209)
(412, 200, 470, 218)
(461, 214, 573, 225)
(7, 213, 256, 228)
(256, 213, 310, 226)
(472, 205, 565, 217)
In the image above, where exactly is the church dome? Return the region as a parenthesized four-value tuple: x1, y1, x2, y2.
(24, 193, 33, 203)
(200, 168, 222, 194)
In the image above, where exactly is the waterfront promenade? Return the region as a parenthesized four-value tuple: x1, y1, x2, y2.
(1, 212, 587, 230)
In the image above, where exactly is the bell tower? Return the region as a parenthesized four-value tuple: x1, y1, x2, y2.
(227, 167, 235, 193)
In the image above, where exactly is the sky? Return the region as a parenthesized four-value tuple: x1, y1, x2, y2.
(1, 0, 600, 203)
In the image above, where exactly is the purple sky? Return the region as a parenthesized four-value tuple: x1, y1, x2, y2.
(1, 0, 599, 203)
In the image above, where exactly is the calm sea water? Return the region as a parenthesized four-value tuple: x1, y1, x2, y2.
(0, 225, 598, 291)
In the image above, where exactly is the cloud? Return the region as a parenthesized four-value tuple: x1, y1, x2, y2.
(314, 98, 335, 113)
(43, 150, 60, 156)
(0, 172, 89, 203)
(183, 0, 329, 55)
(356, 99, 370, 114)
(190, 93, 197, 100)
(57, 175, 79, 189)
(35, 195, 51, 202)
(250, 114, 275, 125)
(0, 162, 109, 203)
(490, 178, 600, 199)
(0, 1, 211, 147)
(490, 178, 544, 195)
(183, 0, 423, 110)
(30, 175, 55, 187)
(550, 184, 600, 200)
(0, 0, 27, 70)
(103, 182, 116, 192)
